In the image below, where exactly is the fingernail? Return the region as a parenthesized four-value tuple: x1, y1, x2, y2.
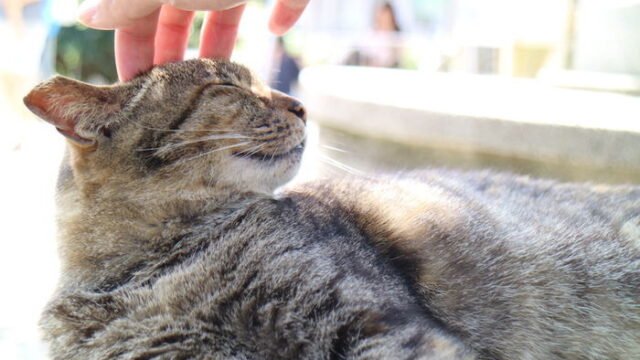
(77, 0, 100, 27)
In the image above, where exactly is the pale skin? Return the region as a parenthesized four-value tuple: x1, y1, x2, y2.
(77, 0, 310, 81)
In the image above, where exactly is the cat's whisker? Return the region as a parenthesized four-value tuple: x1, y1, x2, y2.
(135, 134, 250, 152)
(321, 144, 348, 153)
(160, 134, 251, 154)
(251, 145, 268, 156)
(318, 154, 365, 176)
(132, 122, 239, 134)
(237, 143, 267, 160)
(179, 141, 253, 164)
(250, 126, 276, 135)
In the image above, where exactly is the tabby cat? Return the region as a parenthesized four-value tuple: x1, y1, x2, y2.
(24, 59, 639, 360)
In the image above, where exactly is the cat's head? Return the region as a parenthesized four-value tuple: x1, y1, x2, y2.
(24, 59, 306, 198)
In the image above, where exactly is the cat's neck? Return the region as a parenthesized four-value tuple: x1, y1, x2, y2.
(55, 177, 264, 288)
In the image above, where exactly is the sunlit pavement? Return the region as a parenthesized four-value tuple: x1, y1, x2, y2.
(299, 65, 640, 181)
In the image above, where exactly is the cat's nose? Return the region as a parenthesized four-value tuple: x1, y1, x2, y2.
(272, 91, 307, 123)
(287, 99, 306, 122)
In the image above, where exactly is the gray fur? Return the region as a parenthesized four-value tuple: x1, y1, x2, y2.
(24, 59, 639, 359)
(292, 171, 640, 359)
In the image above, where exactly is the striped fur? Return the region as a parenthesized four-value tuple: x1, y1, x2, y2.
(25, 59, 639, 359)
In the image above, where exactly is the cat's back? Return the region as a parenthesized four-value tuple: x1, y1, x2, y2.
(303, 168, 640, 252)
(428, 169, 640, 232)
(437, 170, 640, 359)
(289, 169, 640, 359)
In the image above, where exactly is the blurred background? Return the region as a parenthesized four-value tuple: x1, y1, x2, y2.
(1, 0, 640, 358)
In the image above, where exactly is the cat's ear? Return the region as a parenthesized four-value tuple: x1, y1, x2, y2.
(23, 76, 126, 148)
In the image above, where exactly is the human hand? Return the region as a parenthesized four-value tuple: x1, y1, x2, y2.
(77, 0, 310, 82)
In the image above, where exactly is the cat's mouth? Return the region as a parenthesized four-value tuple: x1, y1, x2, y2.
(233, 141, 305, 162)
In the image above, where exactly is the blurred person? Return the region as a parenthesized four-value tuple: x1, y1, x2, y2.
(270, 36, 300, 95)
(77, 0, 311, 82)
(374, 1, 400, 33)
(345, 1, 403, 68)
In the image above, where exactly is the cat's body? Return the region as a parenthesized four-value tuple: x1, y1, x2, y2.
(43, 169, 475, 360)
(25, 59, 639, 360)
(299, 171, 640, 359)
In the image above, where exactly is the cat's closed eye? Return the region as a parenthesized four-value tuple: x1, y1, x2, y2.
(216, 82, 241, 88)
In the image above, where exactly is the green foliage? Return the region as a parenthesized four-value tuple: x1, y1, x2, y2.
(55, 24, 117, 83)
(189, 12, 205, 48)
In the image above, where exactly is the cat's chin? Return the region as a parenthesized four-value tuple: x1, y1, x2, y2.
(233, 143, 305, 163)
(222, 147, 304, 194)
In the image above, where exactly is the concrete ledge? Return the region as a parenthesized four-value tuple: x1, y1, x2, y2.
(299, 66, 640, 171)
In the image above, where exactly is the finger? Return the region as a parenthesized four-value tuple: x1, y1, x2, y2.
(268, 0, 309, 35)
(153, 6, 195, 65)
(78, 0, 163, 29)
(115, 9, 161, 82)
(78, 0, 248, 29)
(199, 5, 246, 60)
(161, 0, 246, 11)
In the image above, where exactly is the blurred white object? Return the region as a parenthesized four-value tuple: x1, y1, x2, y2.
(49, 0, 78, 26)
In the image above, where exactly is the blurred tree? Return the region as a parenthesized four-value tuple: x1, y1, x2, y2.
(189, 12, 205, 49)
(55, 24, 116, 83)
